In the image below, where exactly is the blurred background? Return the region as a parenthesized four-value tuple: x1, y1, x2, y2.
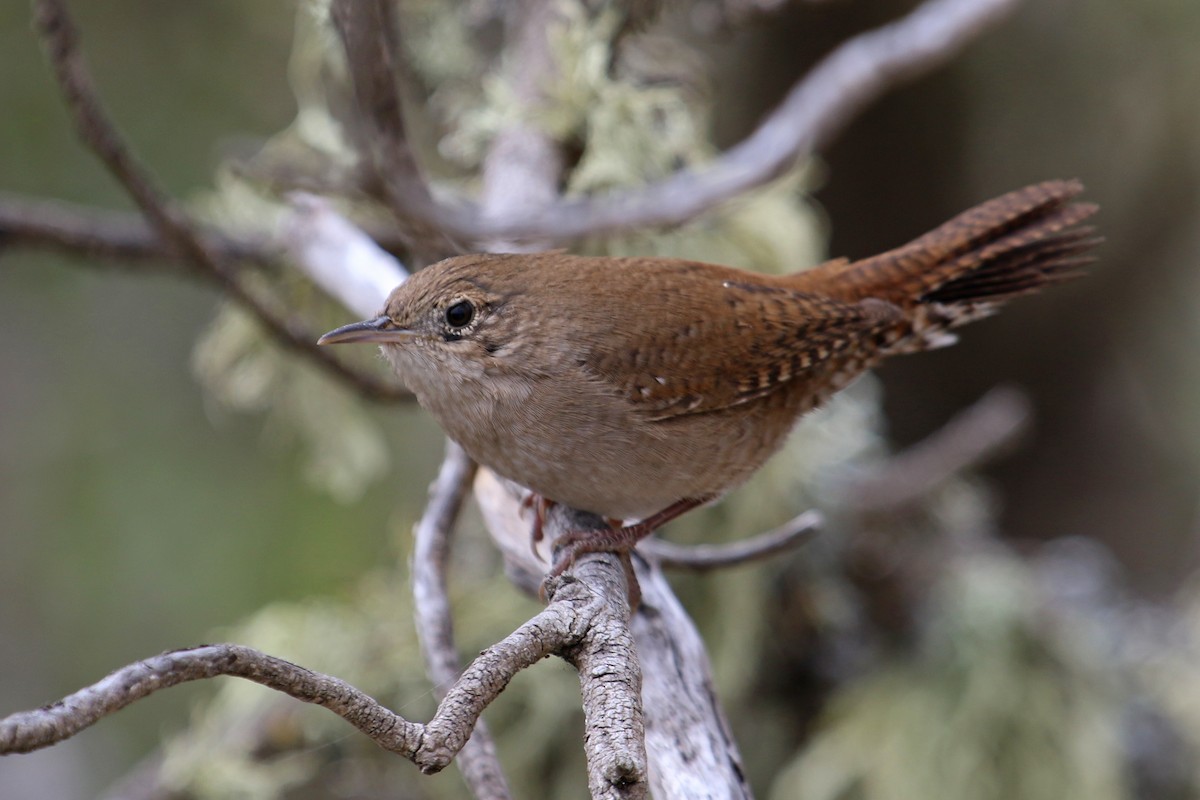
(2, 0, 1198, 798)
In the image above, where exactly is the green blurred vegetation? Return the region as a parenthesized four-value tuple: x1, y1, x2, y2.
(0, 1, 440, 793)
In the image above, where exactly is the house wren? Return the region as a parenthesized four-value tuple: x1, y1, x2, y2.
(320, 180, 1098, 579)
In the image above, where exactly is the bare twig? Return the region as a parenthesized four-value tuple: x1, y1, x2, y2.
(640, 509, 823, 571)
(0, 594, 624, 775)
(846, 385, 1032, 513)
(410, 442, 512, 800)
(412, 442, 478, 696)
(33, 0, 409, 403)
(418, 0, 1020, 243)
(329, 0, 460, 259)
(0, 644, 419, 757)
(0, 193, 272, 269)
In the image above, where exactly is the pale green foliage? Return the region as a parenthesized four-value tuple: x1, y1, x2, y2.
(770, 556, 1126, 800)
(1139, 582, 1200, 790)
(192, 302, 390, 504)
(439, 3, 627, 167)
(157, 572, 428, 798)
(188, 1, 398, 502)
(288, 0, 356, 166)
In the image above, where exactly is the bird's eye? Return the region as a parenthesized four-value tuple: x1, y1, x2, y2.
(444, 300, 475, 329)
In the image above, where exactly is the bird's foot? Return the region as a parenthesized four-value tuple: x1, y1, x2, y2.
(521, 493, 556, 557)
(538, 496, 714, 607)
(540, 523, 646, 609)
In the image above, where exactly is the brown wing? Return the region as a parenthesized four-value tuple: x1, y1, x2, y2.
(575, 264, 901, 422)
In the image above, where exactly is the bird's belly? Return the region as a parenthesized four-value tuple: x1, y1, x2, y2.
(426, 378, 798, 521)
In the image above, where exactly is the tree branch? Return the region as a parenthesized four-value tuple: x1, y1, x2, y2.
(514, 504, 650, 800)
(475, 470, 752, 800)
(282, 192, 410, 319)
(640, 509, 822, 571)
(631, 562, 752, 799)
(0, 193, 271, 270)
(0, 590, 632, 776)
(0, 644, 419, 757)
(329, 0, 461, 259)
(845, 385, 1031, 513)
(32, 0, 410, 403)
(412, 0, 1021, 244)
(411, 442, 513, 800)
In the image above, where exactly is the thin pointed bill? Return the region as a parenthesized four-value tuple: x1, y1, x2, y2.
(317, 316, 413, 345)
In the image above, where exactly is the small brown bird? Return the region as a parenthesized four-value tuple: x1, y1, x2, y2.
(320, 180, 1098, 580)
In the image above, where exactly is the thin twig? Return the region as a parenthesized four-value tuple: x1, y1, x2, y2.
(329, 0, 460, 259)
(411, 442, 512, 800)
(0, 644, 422, 757)
(846, 385, 1032, 513)
(0, 596, 609, 774)
(420, 0, 1021, 243)
(0, 193, 271, 269)
(639, 509, 823, 571)
(32, 0, 409, 403)
(412, 442, 478, 696)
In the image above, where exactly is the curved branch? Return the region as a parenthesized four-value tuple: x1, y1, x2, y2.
(640, 509, 822, 571)
(0, 193, 271, 269)
(0, 644, 422, 757)
(846, 385, 1031, 513)
(0, 594, 618, 778)
(411, 442, 513, 799)
(32, 0, 409, 403)
(422, 0, 1021, 243)
(329, 0, 459, 258)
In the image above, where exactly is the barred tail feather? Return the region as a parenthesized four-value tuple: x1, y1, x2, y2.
(792, 180, 1100, 353)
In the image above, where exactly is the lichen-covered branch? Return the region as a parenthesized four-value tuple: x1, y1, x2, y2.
(417, 0, 1022, 244)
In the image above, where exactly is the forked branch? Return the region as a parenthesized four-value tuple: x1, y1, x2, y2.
(0, 552, 637, 789)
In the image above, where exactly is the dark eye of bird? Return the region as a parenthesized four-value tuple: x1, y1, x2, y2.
(444, 300, 474, 329)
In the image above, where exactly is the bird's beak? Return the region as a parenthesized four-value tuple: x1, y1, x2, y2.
(317, 316, 413, 345)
